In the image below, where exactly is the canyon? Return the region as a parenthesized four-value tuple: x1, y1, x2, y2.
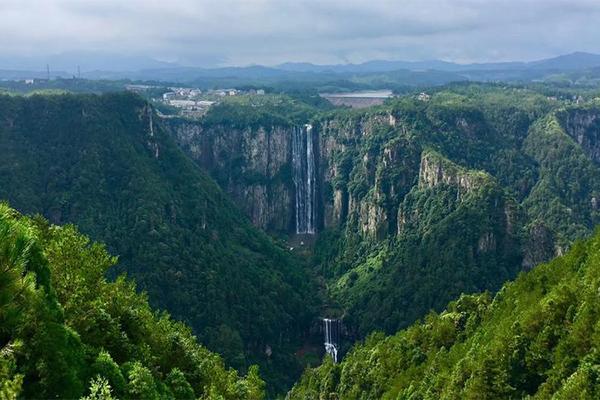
(162, 92, 600, 341)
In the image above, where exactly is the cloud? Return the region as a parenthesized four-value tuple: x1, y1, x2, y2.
(0, 0, 599, 67)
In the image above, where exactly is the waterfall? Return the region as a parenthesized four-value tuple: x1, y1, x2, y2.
(323, 318, 340, 363)
(292, 124, 316, 234)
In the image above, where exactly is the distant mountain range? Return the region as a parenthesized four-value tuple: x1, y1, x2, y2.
(2, 52, 600, 87)
(277, 52, 600, 73)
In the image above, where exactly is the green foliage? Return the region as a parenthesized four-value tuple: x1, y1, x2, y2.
(312, 86, 600, 339)
(81, 377, 116, 400)
(165, 368, 195, 400)
(243, 365, 267, 400)
(201, 94, 318, 128)
(0, 343, 23, 400)
(126, 362, 159, 400)
(0, 92, 317, 393)
(91, 351, 126, 395)
(290, 229, 600, 399)
(0, 203, 265, 399)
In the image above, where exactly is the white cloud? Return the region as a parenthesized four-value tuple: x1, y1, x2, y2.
(0, 0, 599, 67)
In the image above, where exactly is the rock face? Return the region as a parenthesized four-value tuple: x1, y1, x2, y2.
(522, 223, 556, 270)
(559, 107, 600, 163)
(161, 111, 423, 239)
(316, 112, 412, 239)
(418, 150, 489, 193)
(161, 105, 600, 259)
(398, 150, 517, 249)
(163, 118, 296, 232)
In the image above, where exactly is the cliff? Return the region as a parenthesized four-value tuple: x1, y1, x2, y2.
(558, 106, 600, 162)
(164, 109, 415, 239)
(317, 111, 412, 239)
(418, 149, 490, 192)
(163, 118, 296, 232)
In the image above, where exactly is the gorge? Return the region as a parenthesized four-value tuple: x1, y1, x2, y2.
(162, 88, 600, 341)
(3, 85, 600, 398)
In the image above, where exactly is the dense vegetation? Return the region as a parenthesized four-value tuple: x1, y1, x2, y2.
(290, 227, 600, 399)
(201, 94, 325, 128)
(0, 203, 265, 399)
(310, 85, 600, 339)
(165, 83, 600, 346)
(0, 92, 317, 393)
(3, 83, 600, 397)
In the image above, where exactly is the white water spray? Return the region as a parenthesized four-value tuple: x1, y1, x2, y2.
(292, 124, 316, 234)
(323, 318, 340, 363)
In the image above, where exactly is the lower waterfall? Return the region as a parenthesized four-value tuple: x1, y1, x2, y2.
(292, 124, 316, 234)
(323, 318, 340, 363)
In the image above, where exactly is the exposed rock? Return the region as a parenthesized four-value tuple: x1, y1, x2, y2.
(418, 150, 489, 193)
(478, 232, 497, 253)
(140, 105, 160, 158)
(331, 189, 347, 227)
(522, 223, 556, 270)
(358, 199, 387, 239)
(560, 108, 600, 163)
(162, 118, 295, 232)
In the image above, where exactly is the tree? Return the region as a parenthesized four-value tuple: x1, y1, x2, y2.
(81, 377, 116, 400)
(166, 368, 195, 400)
(126, 362, 159, 400)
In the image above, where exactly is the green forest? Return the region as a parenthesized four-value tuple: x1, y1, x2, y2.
(0, 203, 264, 399)
(290, 226, 600, 399)
(2, 83, 600, 398)
(303, 85, 600, 339)
(0, 93, 317, 394)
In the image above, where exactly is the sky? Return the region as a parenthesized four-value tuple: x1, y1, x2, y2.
(1, 0, 600, 69)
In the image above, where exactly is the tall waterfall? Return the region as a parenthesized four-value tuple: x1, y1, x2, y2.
(323, 318, 340, 363)
(292, 124, 316, 234)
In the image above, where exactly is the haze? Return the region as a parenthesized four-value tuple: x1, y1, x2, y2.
(1, 0, 600, 69)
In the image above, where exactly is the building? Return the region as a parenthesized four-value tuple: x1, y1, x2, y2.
(417, 92, 431, 101)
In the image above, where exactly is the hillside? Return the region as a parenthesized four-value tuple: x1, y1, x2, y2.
(0, 203, 264, 399)
(310, 87, 600, 337)
(166, 85, 600, 341)
(0, 93, 318, 392)
(290, 225, 600, 399)
(3, 85, 600, 397)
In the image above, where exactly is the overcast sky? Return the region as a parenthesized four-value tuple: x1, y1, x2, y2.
(1, 0, 600, 68)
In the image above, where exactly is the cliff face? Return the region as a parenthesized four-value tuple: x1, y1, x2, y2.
(398, 150, 517, 249)
(162, 104, 600, 267)
(163, 111, 407, 238)
(317, 112, 414, 239)
(164, 119, 295, 232)
(559, 107, 600, 163)
(329, 147, 524, 337)
(162, 109, 505, 242)
(418, 150, 489, 192)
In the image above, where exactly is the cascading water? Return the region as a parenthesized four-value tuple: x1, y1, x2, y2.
(292, 124, 316, 234)
(323, 318, 340, 363)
